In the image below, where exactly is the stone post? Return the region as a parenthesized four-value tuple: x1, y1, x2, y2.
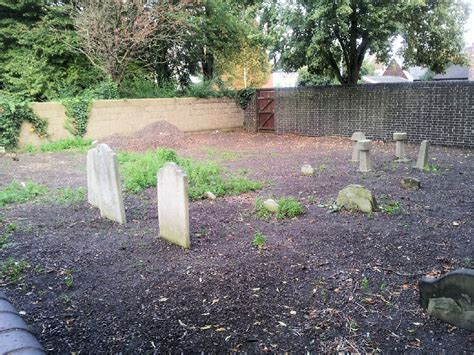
(415, 140, 430, 170)
(393, 132, 409, 162)
(87, 144, 126, 224)
(351, 132, 366, 162)
(157, 162, 190, 249)
(357, 139, 372, 172)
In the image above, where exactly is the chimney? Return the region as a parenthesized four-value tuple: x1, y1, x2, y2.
(469, 43, 474, 81)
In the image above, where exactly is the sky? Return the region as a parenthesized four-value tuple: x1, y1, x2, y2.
(466, 0, 474, 46)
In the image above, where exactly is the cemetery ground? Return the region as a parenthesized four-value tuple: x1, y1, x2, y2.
(0, 130, 473, 352)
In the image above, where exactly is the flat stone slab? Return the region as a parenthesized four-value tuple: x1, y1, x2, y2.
(357, 139, 372, 151)
(393, 132, 407, 140)
(419, 268, 474, 331)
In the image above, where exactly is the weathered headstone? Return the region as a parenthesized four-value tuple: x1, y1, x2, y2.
(351, 132, 366, 162)
(301, 164, 315, 176)
(87, 144, 126, 224)
(419, 268, 474, 331)
(357, 139, 372, 172)
(263, 199, 279, 213)
(400, 177, 421, 190)
(336, 184, 376, 213)
(157, 162, 190, 249)
(393, 132, 409, 162)
(415, 140, 430, 170)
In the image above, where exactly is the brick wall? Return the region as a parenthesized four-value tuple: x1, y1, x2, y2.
(258, 81, 473, 148)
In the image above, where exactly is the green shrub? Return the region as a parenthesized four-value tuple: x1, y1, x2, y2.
(119, 78, 178, 99)
(0, 257, 30, 283)
(379, 195, 402, 215)
(118, 148, 261, 199)
(0, 181, 48, 207)
(276, 197, 305, 219)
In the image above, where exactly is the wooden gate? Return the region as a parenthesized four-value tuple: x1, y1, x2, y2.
(257, 89, 275, 131)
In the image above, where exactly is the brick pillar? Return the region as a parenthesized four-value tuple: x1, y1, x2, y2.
(469, 43, 474, 81)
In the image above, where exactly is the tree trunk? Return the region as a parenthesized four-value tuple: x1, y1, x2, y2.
(202, 53, 214, 81)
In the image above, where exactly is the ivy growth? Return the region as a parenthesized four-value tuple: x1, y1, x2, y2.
(0, 95, 48, 149)
(236, 87, 256, 109)
(62, 80, 119, 137)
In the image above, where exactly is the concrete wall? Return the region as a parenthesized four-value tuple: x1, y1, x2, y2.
(19, 97, 244, 146)
(245, 81, 474, 148)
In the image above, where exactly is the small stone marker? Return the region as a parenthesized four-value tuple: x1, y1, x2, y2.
(87, 144, 126, 224)
(301, 164, 315, 176)
(0, 146, 5, 155)
(205, 191, 216, 200)
(336, 184, 376, 213)
(393, 132, 409, 162)
(350, 132, 366, 162)
(157, 162, 190, 249)
(357, 139, 372, 172)
(263, 199, 279, 213)
(419, 268, 474, 331)
(400, 177, 421, 190)
(415, 140, 430, 170)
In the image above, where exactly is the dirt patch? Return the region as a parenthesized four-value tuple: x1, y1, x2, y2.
(0, 132, 473, 353)
(102, 121, 190, 151)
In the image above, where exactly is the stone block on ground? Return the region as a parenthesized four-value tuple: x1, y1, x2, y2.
(87, 144, 126, 224)
(157, 162, 190, 249)
(416, 140, 430, 170)
(301, 164, 315, 176)
(393, 132, 409, 161)
(419, 268, 474, 331)
(336, 184, 376, 213)
(263, 199, 279, 213)
(400, 177, 421, 190)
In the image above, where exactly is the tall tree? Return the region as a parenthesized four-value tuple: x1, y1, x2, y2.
(72, 0, 184, 85)
(278, 0, 469, 85)
(0, 0, 100, 100)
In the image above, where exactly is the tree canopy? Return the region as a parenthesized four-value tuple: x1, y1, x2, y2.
(276, 0, 469, 85)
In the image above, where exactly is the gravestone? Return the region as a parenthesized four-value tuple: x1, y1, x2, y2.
(87, 144, 126, 224)
(393, 132, 409, 162)
(415, 140, 430, 170)
(419, 268, 474, 331)
(157, 162, 190, 249)
(357, 139, 372, 172)
(351, 132, 366, 162)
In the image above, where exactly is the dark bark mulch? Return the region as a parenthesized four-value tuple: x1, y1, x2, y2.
(0, 133, 473, 352)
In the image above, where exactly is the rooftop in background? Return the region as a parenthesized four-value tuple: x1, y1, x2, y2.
(362, 75, 411, 84)
(408, 65, 469, 81)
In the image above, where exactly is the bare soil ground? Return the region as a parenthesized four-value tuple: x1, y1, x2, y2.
(0, 131, 473, 353)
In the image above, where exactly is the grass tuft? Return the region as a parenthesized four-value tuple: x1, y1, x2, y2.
(252, 232, 267, 251)
(0, 257, 30, 283)
(0, 181, 48, 207)
(118, 148, 261, 199)
(24, 137, 93, 153)
(255, 196, 305, 220)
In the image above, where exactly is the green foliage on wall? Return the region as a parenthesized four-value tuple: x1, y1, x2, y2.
(0, 95, 48, 149)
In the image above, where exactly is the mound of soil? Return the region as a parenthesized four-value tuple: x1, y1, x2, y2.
(102, 121, 190, 151)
